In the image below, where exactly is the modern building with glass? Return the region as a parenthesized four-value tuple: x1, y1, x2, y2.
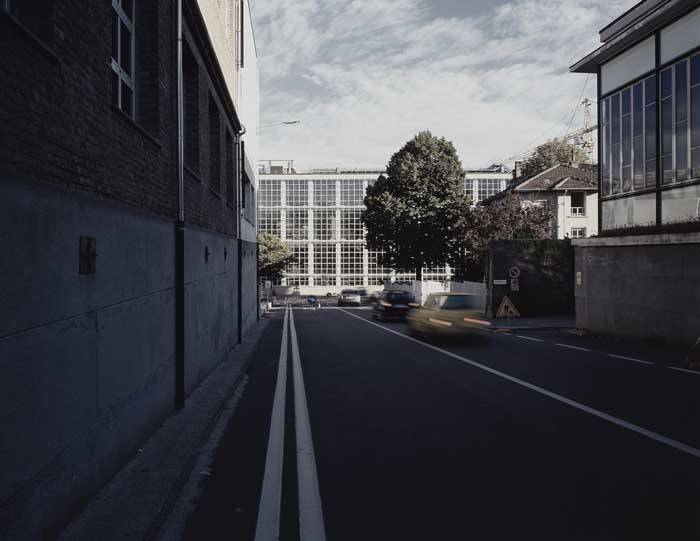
(258, 161, 510, 292)
(570, 0, 700, 345)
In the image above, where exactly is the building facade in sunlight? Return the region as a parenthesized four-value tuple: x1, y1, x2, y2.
(258, 161, 510, 291)
(571, 0, 700, 345)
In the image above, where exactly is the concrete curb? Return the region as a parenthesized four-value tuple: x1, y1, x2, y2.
(492, 326, 577, 332)
(57, 318, 273, 541)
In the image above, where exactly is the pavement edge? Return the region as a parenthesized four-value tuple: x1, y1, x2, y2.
(57, 318, 273, 541)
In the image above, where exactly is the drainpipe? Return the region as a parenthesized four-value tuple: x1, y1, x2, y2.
(236, 127, 246, 344)
(175, 0, 185, 409)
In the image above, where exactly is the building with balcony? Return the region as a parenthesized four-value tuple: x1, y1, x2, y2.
(258, 162, 510, 292)
(480, 164, 599, 239)
(571, 0, 700, 345)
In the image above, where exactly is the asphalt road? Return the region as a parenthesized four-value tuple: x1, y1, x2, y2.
(182, 307, 700, 540)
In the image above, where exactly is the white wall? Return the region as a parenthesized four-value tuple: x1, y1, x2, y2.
(555, 192, 599, 239)
(240, 0, 259, 189)
(197, 0, 240, 108)
(601, 36, 655, 95)
(660, 7, 700, 64)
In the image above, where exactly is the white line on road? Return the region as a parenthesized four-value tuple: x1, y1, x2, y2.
(555, 343, 592, 352)
(608, 354, 654, 365)
(255, 306, 290, 541)
(289, 308, 327, 541)
(669, 366, 700, 376)
(338, 309, 700, 461)
(515, 335, 544, 343)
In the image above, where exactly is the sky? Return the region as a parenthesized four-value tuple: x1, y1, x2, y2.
(251, 0, 639, 171)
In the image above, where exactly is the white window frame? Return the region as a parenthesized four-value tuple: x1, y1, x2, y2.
(570, 193, 586, 216)
(571, 227, 587, 239)
(111, 0, 136, 118)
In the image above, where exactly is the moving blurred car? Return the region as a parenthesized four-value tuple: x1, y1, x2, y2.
(372, 290, 416, 321)
(407, 293, 490, 338)
(338, 289, 362, 307)
(368, 291, 381, 305)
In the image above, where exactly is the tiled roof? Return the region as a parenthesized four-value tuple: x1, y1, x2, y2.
(515, 164, 598, 191)
(480, 163, 598, 205)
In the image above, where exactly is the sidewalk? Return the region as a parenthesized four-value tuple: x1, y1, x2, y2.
(488, 315, 576, 331)
(57, 318, 272, 541)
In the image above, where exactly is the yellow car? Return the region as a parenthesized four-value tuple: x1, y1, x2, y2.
(407, 293, 490, 338)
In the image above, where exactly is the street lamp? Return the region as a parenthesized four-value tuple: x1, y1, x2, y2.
(259, 120, 301, 130)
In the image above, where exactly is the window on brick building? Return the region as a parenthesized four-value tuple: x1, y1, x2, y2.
(111, 0, 135, 118)
(209, 94, 221, 193)
(183, 43, 199, 170)
(225, 131, 234, 206)
(240, 140, 247, 208)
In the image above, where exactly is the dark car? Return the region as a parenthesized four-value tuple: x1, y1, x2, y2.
(372, 290, 416, 321)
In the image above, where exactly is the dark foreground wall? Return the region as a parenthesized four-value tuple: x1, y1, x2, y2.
(0, 178, 255, 538)
(486, 240, 575, 318)
(575, 234, 700, 346)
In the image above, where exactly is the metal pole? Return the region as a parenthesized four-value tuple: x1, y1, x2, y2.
(175, 0, 185, 409)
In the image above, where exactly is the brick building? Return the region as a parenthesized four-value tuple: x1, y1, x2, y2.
(0, 0, 258, 536)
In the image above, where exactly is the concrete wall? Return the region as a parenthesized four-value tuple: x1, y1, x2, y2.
(575, 235, 700, 346)
(240, 240, 259, 336)
(0, 178, 255, 537)
(0, 178, 176, 537)
(184, 227, 238, 395)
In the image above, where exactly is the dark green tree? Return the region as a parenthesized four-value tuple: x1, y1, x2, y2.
(363, 131, 472, 280)
(454, 193, 553, 278)
(258, 232, 296, 281)
(521, 140, 588, 178)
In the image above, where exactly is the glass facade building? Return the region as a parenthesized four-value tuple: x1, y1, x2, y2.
(257, 166, 508, 288)
(574, 5, 700, 232)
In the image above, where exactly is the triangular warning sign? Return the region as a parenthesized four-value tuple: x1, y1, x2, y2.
(496, 296, 520, 318)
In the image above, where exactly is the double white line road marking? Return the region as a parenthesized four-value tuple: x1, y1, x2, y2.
(255, 305, 326, 541)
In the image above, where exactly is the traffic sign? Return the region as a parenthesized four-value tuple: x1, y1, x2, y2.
(307, 296, 317, 305)
(496, 295, 521, 318)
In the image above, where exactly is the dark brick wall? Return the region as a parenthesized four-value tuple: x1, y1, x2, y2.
(0, 0, 240, 237)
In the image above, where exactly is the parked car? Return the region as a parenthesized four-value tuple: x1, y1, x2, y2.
(372, 290, 416, 321)
(407, 293, 490, 338)
(338, 289, 362, 307)
(356, 288, 371, 305)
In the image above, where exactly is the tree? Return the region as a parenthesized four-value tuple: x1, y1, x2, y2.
(258, 233, 296, 281)
(521, 140, 588, 178)
(363, 131, 472, 280)
(454, 193, 553, 278)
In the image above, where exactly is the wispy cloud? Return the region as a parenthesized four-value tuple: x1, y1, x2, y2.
(253, 0, 637, 170)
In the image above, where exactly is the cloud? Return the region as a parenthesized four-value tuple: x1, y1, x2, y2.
(252, 0, 638, 170)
